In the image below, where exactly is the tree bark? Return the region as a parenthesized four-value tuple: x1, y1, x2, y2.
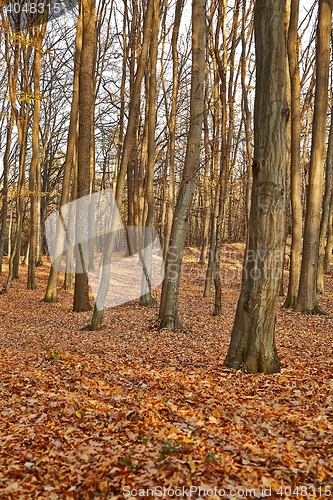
(224, 0, 287, 374)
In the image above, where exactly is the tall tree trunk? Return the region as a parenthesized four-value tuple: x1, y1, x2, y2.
(284, 0, 302, 308)
(140, 0, 160, 306)
(73, 0, 96, 312)
(163, 0, 184, 259)
(27, 14, 48, 290)
(199, 79, 211, 266)
(159, 0, 206, 329)
(224, 0, 287, 374)
(241, 0, 254, 234)
(296, 0, 332, 314)
(0, 114, 14, 275)
(3, 29, 29, 291)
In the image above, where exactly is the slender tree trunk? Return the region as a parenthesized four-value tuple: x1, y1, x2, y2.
(241, 0, 254, 234)
(28, 16, 48, 290)
(199, 57, 211, 265)
(140, 0, 160, 306)
(224, 0, 287, 374)
(284, 0, 302, 308)
(164, 0, 184, 259)
(0, 114, 14, 275)
(324, 193, 333, 274)
(296, 0, 332, 314)
(317, 105, 333, 293)
(159, 0, 206, 329)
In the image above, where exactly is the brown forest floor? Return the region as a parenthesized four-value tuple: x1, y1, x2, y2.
(0, 244, 333, 499)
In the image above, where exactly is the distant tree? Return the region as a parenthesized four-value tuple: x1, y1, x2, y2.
(224, 0, 287, 374)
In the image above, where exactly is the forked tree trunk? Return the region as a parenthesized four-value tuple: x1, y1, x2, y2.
(224, 0, 287, 374)
(296, 0, 332, 314)
(159, 0, 206, 329)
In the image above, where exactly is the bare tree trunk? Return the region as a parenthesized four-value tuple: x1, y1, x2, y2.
(224, 0, 287, 374)
(296, 0, 332, 314)
(3, 28, 29, 291)
(140, 0, 160, 306)
(317, 105, 333, 293)
(159, 0, 206, 329)
(241, 0, 254, 232)
(284, 0, 302, 308)
(27, 13, 48, 290)
(199, 56, 211, 265)
(0, 114, 14, 275)
(73, 0, 96, 312)
(163, 0, 184, 259)
(324, 193, 333, 274)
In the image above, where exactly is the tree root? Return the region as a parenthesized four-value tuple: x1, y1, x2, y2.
(302, 304, 328, 316)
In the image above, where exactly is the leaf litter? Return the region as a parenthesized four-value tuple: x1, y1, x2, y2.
(0, 244, 332, 498)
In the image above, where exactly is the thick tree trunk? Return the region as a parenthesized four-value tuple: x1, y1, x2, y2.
(159, 0, 206, 329)
(296, 0, 332, 314)
(224, 0, 287, 374)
